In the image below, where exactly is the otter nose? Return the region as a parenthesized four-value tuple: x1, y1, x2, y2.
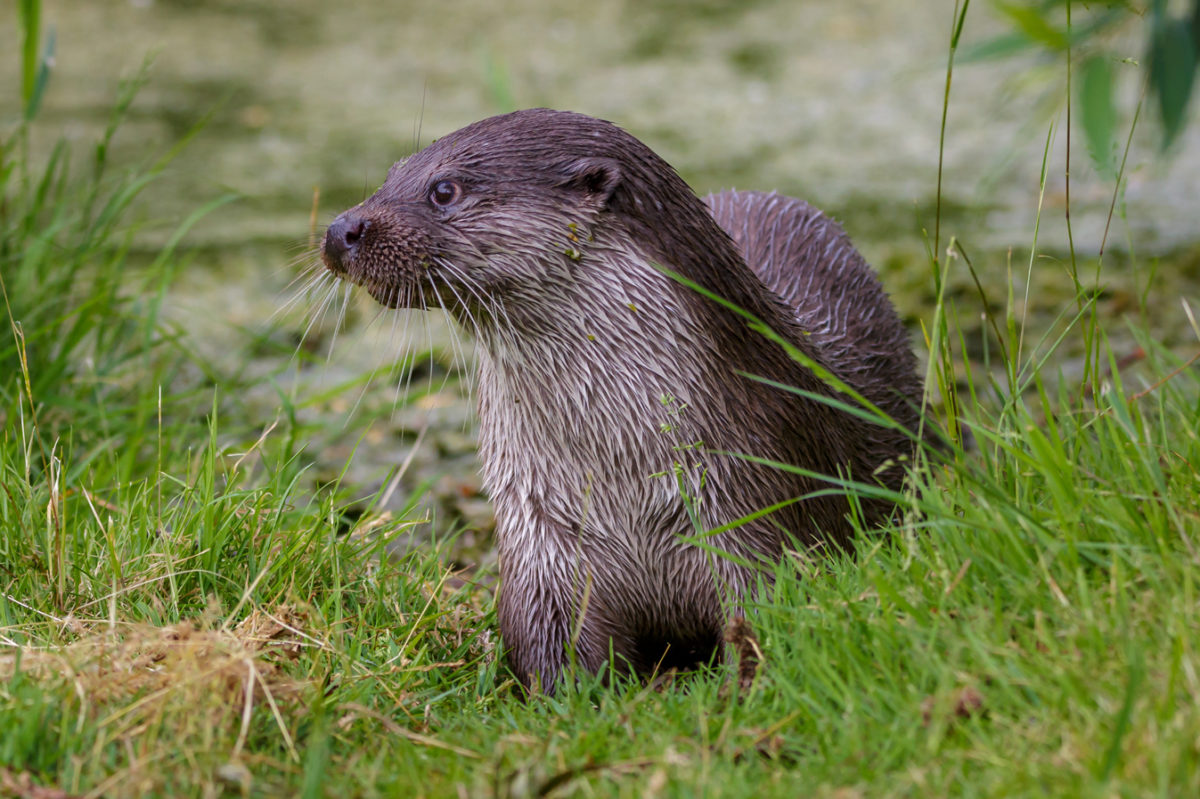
(323, 211, 369, 273)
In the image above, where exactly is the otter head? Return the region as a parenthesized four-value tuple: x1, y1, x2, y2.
(321, 109, 668, 322)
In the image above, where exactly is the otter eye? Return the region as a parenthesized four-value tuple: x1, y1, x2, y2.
(428, 180, 462, 208)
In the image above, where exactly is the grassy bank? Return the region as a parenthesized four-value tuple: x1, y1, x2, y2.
(4, 2, 1200, 797)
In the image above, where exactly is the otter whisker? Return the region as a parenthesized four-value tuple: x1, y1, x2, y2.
(346, 300, 414, 430)
(272, 253, 331, 326)
(276, 241, 324, 281)
(437, 259, 513, 346)
(287, 272, 341, 360)
(322, 279, 355, 362)
(273, 279, 315, 328)
(430, 260, 495, 368)
(425, 272, 476, 400)
(419, 278, 441, 399)
(391, 308, 420, 412)
(393, 289, 426, 402)
(343, 359, 387, 434)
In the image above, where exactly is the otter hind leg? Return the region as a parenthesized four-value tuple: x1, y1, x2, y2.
(629, 627, 724, 676)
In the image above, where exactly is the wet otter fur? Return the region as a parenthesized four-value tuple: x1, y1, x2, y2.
(320, 108, 921, 692)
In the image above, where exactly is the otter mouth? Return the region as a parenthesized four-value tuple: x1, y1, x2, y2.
(357, 273, 453, 314)
(322, 212, 453, 312)
(320, 207, 488, 322)
(319, 249, 404, 309)
(363, 281, 402, 309)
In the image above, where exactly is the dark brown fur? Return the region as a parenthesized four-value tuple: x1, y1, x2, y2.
(320, 109, 921, 692)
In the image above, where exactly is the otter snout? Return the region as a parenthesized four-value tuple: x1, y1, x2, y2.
(322, 210, 370, 275)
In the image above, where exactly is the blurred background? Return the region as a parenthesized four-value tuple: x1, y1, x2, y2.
(2, 0, 1197, 543)
(3, 2, 1197, 252)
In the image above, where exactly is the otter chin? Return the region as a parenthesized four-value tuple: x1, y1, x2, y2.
(320, 108, 921, 694)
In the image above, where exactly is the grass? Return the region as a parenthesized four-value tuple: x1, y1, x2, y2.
(3, 1, 1200, 797)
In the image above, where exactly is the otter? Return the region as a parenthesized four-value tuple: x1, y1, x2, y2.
(320, 109, 920, 693)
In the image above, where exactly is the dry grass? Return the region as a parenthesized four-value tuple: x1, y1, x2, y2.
(1, 606, 318, 797)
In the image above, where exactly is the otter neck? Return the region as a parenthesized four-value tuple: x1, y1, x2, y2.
(465, 222, 837, 413)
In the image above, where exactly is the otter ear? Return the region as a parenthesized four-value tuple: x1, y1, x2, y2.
(558, 157, 622, 205)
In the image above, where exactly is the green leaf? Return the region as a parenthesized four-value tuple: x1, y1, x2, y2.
(24, 27, 54, 122)
(17, 0, 41, 107)
(1149, 17, 1198, 147)
(1191, 0, 1200, 55)
(995, 1, 1070, 52)
(1079, 55, 1116, 175)
(957, 32, 1037, 64)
